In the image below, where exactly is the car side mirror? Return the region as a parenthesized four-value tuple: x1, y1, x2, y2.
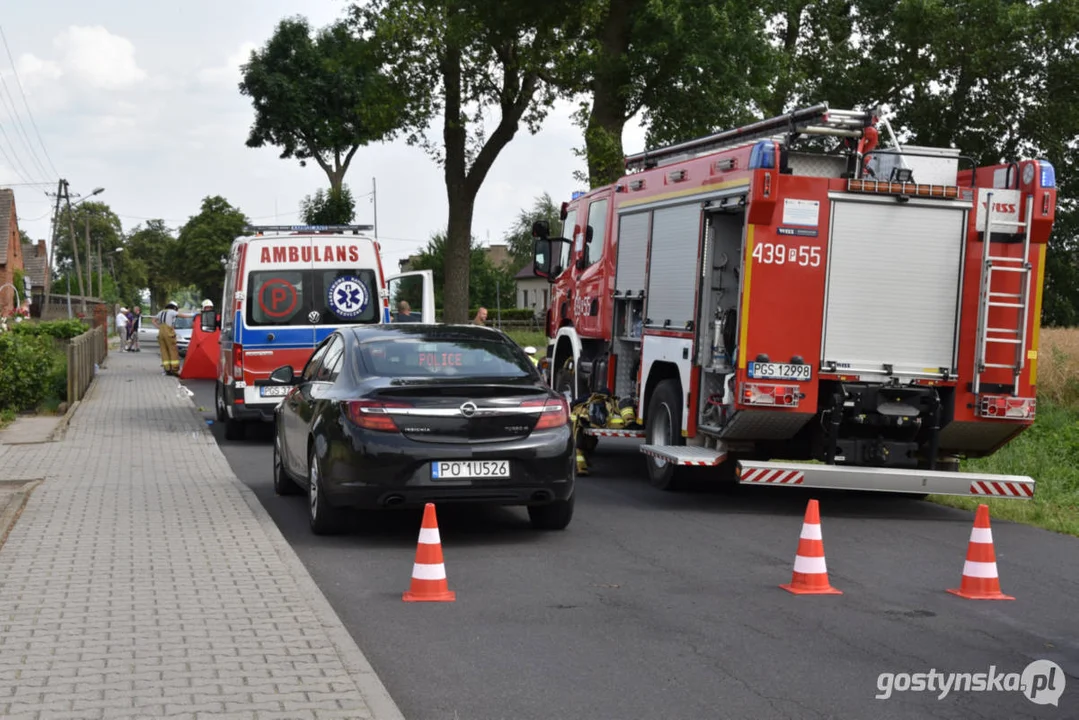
(270, 365, 295, 384)
(200, 307, 217, 333)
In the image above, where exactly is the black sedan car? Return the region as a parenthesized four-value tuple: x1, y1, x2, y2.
(271, 324, 576, 535)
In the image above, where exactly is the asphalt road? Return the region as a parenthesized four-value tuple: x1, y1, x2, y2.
(185, 378, 1079, 720)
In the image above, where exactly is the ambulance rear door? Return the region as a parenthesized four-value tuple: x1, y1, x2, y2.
(386, 270, 436, 323)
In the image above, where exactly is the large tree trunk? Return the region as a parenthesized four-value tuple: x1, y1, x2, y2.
(584, 0, 636, 188)
(441, 43, 472, 324)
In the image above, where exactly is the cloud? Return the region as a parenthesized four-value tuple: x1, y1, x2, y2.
(198, 42, 258, 89)
(53, 26, 147, 90)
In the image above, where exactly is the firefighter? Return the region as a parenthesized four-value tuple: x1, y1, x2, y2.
(154, 301, 181, 375)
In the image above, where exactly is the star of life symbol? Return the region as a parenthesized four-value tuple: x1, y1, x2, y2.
(328, 276, 368, 319)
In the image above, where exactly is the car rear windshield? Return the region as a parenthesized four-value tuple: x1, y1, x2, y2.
(355, 337, 535, 379)
(246, 269, 379, 327)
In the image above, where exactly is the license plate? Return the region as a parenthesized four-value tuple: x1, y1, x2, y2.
(431, 460, 510, 480)
(747, 362, 812, 381)
(259, 385, 292, 397)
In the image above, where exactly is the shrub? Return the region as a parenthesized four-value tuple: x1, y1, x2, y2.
(11, 318, 89, 340)
(0, 333, 54, 412)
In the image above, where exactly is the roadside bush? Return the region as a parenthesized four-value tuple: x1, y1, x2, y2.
(11, 318, 89, 340)
(0, 333, 54, 412)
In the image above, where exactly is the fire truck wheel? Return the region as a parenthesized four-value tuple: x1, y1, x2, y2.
(645, 379, 687, 491)
(554, 356, 576, 398)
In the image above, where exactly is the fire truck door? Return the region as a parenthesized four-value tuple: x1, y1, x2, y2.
(386, 270, 436, 323)
(573, 196, 610, 335)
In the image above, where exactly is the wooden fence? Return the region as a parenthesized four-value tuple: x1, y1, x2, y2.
(66, 326, 108, 403)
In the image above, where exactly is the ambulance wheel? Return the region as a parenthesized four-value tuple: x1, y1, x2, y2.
(645, 379, 687, 492)
(214, 382, 227, 422)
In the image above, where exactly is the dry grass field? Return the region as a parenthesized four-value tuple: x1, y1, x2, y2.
(933, 327, 1079, 536)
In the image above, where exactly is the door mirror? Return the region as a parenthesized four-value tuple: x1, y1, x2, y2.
(200, 307, 217, 333)
(270, 365, 295, 384)
(531, 220, 550, 239)
(533, 238, 553, 279)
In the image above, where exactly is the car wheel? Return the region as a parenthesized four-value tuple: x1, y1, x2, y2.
(645, 379, 687, 492)
(308, 447, 342, 535)
(273, 436, 301, 496)
(214, 382, 227, 422)
(528, 493, 575, 531)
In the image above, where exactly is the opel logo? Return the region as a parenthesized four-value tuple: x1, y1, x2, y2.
(308, 311, 321, 323)
(460, 401, 477, 418)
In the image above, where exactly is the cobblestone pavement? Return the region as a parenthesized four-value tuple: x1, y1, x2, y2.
(0, 350, 405, 720)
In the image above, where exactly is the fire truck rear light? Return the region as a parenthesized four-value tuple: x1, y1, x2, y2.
(1042, 193, 1050, 215)
(742, 383, 801, 408)
(979, 395, 1035, 420)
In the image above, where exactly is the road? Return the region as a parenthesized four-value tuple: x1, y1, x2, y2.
(186, 377, 1078, 720)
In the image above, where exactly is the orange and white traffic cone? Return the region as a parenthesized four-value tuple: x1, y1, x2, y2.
(403, 503, 456, 603)
(947, 504, 1014, 601)
(780, 499, 842, 595)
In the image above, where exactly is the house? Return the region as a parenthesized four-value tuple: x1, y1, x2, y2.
(514, 264, 548, 314)
(0, 189, 25, 316)
(21, 238, 49, 312)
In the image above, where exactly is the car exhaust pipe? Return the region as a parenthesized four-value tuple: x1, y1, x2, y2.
(530, 490, 553, 503)
(383, 494, 405, 507)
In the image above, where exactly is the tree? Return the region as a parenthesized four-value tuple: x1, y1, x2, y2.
(124, 220, 181, 310)
(300, 185, 356, 225)
(53, 201, 124, 299)
(553, 0, 776, 187)
(239, 16, 412, 191)
(405, 232, 515, 312)
(351, 0, 579, 323)
(502, 193, 561, 272)
(174, 197, 249, 306)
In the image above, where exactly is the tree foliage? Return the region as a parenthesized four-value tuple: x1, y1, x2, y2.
(502, 192, 561, 272)
(350, 0, 578, 323)
(404, 232, 515, 312)
(300, 185, 356, 225)
(124, 220, 181, 310)
(174, 197, 249, 306)
(239, 16, 411, 190)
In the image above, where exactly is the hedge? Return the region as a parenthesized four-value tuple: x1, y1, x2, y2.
(0, 333, 56, 412)
(11, 318, 90, 340)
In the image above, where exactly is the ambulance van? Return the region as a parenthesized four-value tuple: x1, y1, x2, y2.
(206, 224, 434, 440)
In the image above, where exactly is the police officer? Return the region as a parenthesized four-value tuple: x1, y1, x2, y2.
(154, 301, 181, 375)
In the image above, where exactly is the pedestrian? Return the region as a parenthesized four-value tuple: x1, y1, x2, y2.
(127, 306, 142, 352)
(472, 307, 488, 326)
(153, 301, 181, 375)
(115, 306, 129, 350)
(395, 300, 420, 322)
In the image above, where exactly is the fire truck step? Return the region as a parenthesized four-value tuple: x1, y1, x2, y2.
(640, 445, 727, 466)
(735, 461, 1035, 498)
(584, 428, 646, 439)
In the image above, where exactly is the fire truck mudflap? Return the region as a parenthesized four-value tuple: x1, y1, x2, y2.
(735, 460, 1035, 498)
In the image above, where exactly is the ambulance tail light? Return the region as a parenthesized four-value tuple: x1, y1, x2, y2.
(978, 395, 1035, 420)
(233, 345, 244, 380)
(742, 383, 802, 408)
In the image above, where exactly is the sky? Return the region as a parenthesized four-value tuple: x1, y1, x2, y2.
(0, 0, 649, 273)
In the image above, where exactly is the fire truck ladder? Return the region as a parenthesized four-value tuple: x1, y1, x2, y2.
(973, 193, 1034, 397)
(624, 103, 879, 172)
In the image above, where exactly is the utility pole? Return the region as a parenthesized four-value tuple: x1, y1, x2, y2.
(63, 181, 88, 316)
(85, 215, 92, 301)
(372, 177, 378, 237)
(97, 227, 103, 302)
(42, 179, 63, 316)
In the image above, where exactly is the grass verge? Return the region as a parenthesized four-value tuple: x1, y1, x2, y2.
(503, 329, 547, 350)
(931, 400, 1079, 537)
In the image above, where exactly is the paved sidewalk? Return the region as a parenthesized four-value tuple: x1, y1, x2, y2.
(0, 350, 405, 720)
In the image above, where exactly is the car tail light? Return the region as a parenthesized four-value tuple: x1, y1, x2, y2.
(521, 397, 569, 430)
(742, 382, 801, 407)
(979, 395, 1035, 420)
(233, 344, 243, 379)
(346, 399, 411, 432)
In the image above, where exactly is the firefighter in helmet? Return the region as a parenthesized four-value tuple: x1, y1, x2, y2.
(154, 301, 181, 375)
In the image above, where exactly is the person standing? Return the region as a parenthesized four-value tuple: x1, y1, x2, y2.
(115, 307, 129, 350)
(127, 306, 142, 352)
(154, 301, 181, 375)
(472, 307, 488, 326)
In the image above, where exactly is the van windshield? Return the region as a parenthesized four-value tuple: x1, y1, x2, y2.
(247, 269, 379, 327)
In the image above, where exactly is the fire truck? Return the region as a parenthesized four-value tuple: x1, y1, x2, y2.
(531, 103, 1057, 497)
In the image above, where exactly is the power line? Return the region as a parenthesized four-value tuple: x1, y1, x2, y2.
(0, 31, 49, 182)
(0, 26, 59, 179)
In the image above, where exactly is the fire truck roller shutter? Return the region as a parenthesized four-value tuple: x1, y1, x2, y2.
(615, 211, 649, 294)
(822, 199, 967, 375)
(645, 203, 703, 330)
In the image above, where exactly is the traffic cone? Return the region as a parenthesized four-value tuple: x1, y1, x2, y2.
(947, 504, 1014, 601)
(780, 499, 842, 595)
(403, 503, 456, 602)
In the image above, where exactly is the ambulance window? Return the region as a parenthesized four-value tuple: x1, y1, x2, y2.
(559, 209, 577, 276)
(248, 271, 305, 326)
(313, 269, 379, 325)
(584, 199, 607, 269)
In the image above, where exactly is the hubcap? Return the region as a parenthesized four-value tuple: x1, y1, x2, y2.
(309, 456, 319, 517)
